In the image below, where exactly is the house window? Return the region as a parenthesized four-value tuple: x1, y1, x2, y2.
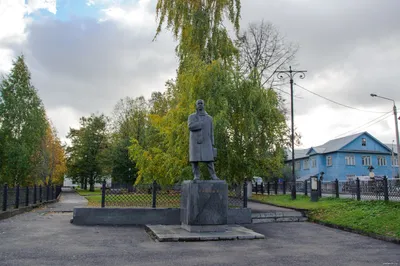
(311, 158, 317, 168)
(392, 157, 398, 166)
(362, 156, 371, 166)
(295, 161, 301, 170)
(377, 156, 387, 166)
(362, 138, 367, 146)
(345, 155, 355, 166)
(304, 159, 309, 170)
(326, 156, 332, 166)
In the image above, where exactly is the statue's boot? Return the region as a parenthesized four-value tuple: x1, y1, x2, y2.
(211, 175, 219, 180)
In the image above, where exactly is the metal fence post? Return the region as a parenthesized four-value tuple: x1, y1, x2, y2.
(101, 180, 106, 208)
(255, 182, 258, 194)
(260, 182, 264, 195)
(51, 186, 54, 200)
(318, 180, 322, 197)
(56, 186, 61, 198)
(2, 184, 8, 212)
(274, 181, 278, 195)
(33, 184, 37, 204)
(335, 178, 339, 198)
(15, 185, 20, 209)
(243, 181, 248, 208)
(39, 185, 42, 203)
(335, 179, 339, 198)
(152, 180, 157, 208)
(267, 182, 270, 195)
(46, 185, 50, 201)
(356, 178, 361, 201)
(283, 181, 286, 195)
(304, 180, 308, 196)
(383, 176, 389, 202)
(25, 186, 29, 206)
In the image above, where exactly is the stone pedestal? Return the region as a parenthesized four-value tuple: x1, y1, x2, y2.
(180, 180, 228, 232)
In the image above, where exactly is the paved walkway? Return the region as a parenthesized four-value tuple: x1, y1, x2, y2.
(0, 189, 398, 265)
(38, 187, 88, 213)
(0, 208, 398, 265)
(247, 200, 295, 213)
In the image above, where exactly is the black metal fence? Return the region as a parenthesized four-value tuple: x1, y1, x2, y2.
(101, 181, 249, 209)
(253, 178, 400, 201)
(0, 184, 62, 212)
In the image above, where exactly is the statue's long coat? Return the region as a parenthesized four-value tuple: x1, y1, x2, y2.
(188, 112, 215, 162)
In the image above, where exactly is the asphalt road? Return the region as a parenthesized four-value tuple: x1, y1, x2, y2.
(0, 192, 399, 266)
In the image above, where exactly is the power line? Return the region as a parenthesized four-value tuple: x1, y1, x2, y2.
(271, 87, 303, 99)
(294, 83, 389, 114)
(334, 112, 392, 138)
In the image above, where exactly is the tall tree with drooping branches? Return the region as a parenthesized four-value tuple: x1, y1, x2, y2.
(129, 0, 289, 185)
(155, 0, 241, 64)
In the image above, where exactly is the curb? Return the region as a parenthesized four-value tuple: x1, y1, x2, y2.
(248, 199, 309, 216)
(0, 199, 58, 222)
(308, 218, 400, 245)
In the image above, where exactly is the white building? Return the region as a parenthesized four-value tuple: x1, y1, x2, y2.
(63, 176, 112, 188)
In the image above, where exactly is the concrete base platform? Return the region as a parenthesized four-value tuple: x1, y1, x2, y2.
(181, 224, 228, 232)
(146, 224, 265, 242)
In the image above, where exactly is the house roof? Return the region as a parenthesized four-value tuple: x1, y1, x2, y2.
(384, 143, 398, 154)
(313, 132, 364, 154)
(285, 148, 310, 161)
(286, 131, 395, 161)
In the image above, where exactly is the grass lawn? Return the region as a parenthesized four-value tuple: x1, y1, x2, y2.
(84, 193, 181, 208)
(252, 194, 400, 240)
(75, 188, 102, 196)
(81, 191, 242, 208)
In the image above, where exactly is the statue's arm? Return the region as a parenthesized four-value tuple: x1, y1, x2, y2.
(188, 115, 202, 131)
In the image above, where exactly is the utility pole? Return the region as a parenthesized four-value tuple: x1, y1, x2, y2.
(370, 93, 400, 179)
(393, 104, 400, 178)
(276, 66, 307, 200)
(392, 140, 395, 178)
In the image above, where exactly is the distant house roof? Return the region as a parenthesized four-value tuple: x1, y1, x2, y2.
(314, 132, 364, 154)
(384, 143, 398, 154)
(286, 131, 395, 162)
(285, 148, 309, 161)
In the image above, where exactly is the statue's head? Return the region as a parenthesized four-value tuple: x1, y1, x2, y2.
(196, 99, 205, 112)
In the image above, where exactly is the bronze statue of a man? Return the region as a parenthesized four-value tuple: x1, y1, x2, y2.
(188, 99, 219, 180)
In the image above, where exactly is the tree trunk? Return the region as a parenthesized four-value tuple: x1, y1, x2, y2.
(89, 174, 95, 192)
(89, 181, 95, 192)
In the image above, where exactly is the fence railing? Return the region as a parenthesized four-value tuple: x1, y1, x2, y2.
(253, 178, 400, 202)
(0, 184, 62, 212)
(101, 181, 249, 209)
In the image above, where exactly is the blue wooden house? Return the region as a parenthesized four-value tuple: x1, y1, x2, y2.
(285, 132, 399, 181)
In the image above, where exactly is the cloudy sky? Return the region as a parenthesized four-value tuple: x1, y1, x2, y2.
(1, 0, 400, 149)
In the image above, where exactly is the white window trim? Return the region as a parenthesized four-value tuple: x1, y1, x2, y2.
(362, 156, 371, 166)
(295, 161, 301, 170)
(392, 156, 398, 166)
(326, 156, 332, 167)
(377, 156, 387, 166)
(303, 159, 310, 170)
(311, 158, 317, 168)
(345, 155, 355, 166)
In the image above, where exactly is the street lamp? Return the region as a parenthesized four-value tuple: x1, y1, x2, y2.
(370, 93, 400, 179)
(276, 66, 307, 200)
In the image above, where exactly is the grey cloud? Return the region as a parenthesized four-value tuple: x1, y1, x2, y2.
(4, 0, 400, 144)
(22, 17, 177, 115)
(238, 0, 400, 117)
